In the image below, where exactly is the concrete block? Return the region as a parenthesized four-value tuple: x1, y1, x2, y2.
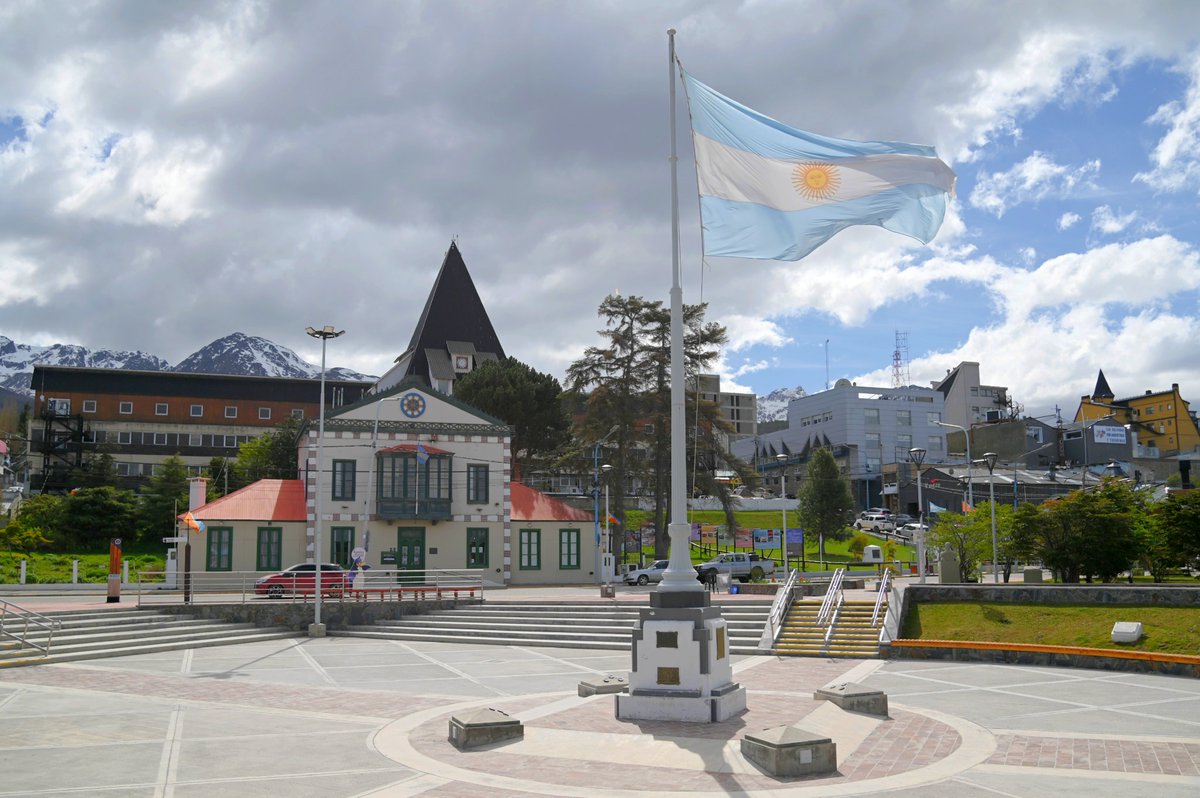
(1022, 568, 1044, 584)
(578, 673, 628, 696)
(448, 708, 523, 750)
(741, 725, 836, 777)
(813, 681, 889, 717)
(1112, 621, 1143, 643)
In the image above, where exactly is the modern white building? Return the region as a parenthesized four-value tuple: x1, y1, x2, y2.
(931, 361, 1013, 429)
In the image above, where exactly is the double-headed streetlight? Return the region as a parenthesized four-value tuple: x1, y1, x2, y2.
(305, 325, 345, 636)
(936, 421, 973, 508)
(978, 451, 1000, 584)
(908, 447, 927, 584)
(775, 453, 789, 577)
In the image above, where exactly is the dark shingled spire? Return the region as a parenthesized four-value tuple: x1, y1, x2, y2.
(1092, 369, 1114, 401)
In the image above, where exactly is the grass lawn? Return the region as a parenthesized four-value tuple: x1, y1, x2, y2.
(901, 601, 1200, 656)
(0, 551, 166, 584)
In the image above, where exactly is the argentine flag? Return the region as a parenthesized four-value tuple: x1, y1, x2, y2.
(683, 72, 956, 261)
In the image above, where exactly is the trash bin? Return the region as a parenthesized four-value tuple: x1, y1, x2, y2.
(716, 573, 731, 593)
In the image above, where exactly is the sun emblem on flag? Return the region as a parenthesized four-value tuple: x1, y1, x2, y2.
(792, 162, 841, 201)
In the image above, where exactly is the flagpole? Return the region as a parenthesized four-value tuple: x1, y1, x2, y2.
(661, 28, 700, 593)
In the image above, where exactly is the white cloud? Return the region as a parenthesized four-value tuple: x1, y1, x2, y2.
(1135, 50, 1200, 192)
(720, 314, 791, 352)
(1058, 211, 1082, 229)
(1090, 205, 1139, 235)
(970, 152, 1101, 217)
(1019, 247, 1037, 264)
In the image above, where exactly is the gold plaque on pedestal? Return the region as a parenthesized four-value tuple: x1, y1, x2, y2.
(657, 667, 681, 686)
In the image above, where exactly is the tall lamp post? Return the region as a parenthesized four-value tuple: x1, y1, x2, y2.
(593, 425, 618, 583)
(936, 421, 973, 507)
(909, 447, 927, 584)
(980, 452, 1000, 584)
(775, 453, 789, 577)
(601, 463, 613, 584)
(305, 324, 344, 636)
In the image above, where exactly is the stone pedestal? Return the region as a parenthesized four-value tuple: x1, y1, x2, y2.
(741, 725, 837, 777)
(448, 708, 523, 750)
(814, 681, 889, 717)
(615, 589, 746, 723)
(1112, 621, 1143, 643)
(579, 674, 628, 696)
(307, 622, 327, 638)
(1023, 567, 1044, 584)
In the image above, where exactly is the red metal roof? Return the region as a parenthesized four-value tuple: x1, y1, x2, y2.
(510, 483, 593, 522)
(182, 479, 307, 522)
(377, 443, 453, 455)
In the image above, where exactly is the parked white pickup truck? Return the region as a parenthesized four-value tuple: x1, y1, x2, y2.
(694, 552, 776, 583)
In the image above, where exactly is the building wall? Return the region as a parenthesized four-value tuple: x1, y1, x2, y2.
(933, 361, 1010, 428)
(1077, 384, 1200, 458)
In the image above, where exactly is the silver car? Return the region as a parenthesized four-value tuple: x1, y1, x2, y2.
(623, 559, 670, 586)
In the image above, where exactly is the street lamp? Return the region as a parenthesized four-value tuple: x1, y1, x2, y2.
(601, 464, 613, 584)
(775, 453, 789, 577)
(936, 421, 973, 507)
(908, 447, 927, 584)
(593, 426, 618, 584)
(1080, 413, 1116, 487)
(979, 451, 1000, 584)
(305, 324, 345, 636)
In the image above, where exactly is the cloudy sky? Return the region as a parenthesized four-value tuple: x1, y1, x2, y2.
(3, 1, 1200, 420)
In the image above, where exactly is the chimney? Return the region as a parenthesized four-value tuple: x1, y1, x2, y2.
(188, 477, 208, 511)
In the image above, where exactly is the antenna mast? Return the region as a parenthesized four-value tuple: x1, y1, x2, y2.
(892, 330, 910, 388)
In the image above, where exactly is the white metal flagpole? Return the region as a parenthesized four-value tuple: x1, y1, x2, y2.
(661, 28, 701, 594)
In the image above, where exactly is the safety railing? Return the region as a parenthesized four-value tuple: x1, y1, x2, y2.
(816, 567, 845, 646)
(0, 598, 62, 656)
(871, 568, 891, 627)
(760, 568, 801, 650)
(135, 568, 487, 606)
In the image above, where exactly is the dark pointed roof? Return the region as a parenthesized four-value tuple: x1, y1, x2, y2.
(1092, 369, 1114, 400)
(400, 242, 505, 384)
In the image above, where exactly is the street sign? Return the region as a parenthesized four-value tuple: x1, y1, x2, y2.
(163, 536, 187, 543)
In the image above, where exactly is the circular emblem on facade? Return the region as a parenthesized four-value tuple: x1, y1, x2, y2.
(400, 392, 426, 418)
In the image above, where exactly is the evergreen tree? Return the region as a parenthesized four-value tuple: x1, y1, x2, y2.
(233, 417, 301, 484)
(60, 487, 139, 549)
(796, 448, 854, 562)
(137, 455, 190, 543)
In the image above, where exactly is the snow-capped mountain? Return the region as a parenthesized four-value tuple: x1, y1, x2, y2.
(757, 385, 807, 423)
(0, 333, 376, 394)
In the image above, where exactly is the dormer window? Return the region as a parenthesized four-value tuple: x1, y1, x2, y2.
(453, 354, 471, 372)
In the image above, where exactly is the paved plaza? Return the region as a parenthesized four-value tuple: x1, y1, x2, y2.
(1, 623, 1199, 797)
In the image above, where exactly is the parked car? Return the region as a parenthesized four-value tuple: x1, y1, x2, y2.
(623, 559, 670, 585)
(893, 513, 915, 526)
(855, 513, 895, 533)
(694, 552, 776, 583)
(897, 523, 928, 541)
(255, 563, 347, 598)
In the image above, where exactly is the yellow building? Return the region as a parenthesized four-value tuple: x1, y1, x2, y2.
(1076, 370, 1200, 457)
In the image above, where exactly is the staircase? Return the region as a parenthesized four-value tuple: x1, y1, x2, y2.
(0, 608, 301, 668)
(773, 598, 885, 658)
(335, 599, 774, 654)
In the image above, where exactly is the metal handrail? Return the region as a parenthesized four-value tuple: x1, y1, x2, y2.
(815, 567, 845, 627)
(761, 568, 800, 648)
(871, 569, 891, 627)
(0, 598, 62, 656)
(135, 567, 487, 605)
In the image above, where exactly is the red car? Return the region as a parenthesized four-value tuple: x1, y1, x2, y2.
(255, 563, 348, 598)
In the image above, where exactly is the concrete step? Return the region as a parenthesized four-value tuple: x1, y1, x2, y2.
(0, 629, 303, 668)
(337, 625, 763, 655)
(3, 616, 227, 644)
(0, 621, 268, 661)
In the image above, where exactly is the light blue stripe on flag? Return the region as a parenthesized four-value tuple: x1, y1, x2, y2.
(683, 71, 955, 261)
(416, 443, 429, 465)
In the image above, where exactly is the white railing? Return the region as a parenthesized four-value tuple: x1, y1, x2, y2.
(816, 567, 846, 646)
(134, 568, 487, 606)
(759, 568, 801, 650)
(871, 569, 891, 627)
(0, 598, 62, 656)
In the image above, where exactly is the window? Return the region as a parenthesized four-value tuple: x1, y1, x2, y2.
(467, 464, 489, 504)
(896, 433, 912, 450)
(225, 406, 237, 418)
(896, 410, 911, 426)
(377, 453, 452, 503)
(207, 527, 233, 571)
(927, 436, 943, 452)
(332, 460, 356, 501)
(864, 408, 880, 425)
(256, 527, 282, 571)
(188, 434, 202, 447)
(190, 404, 203, 417)
(865, 432, 881, 449)
(559, 529, 581, 570)
(117, 431, 132, 445)
(330, 527, 354, 568)
(153, 432, 167, 445)
(46, 398, 70, 415)
(116, 463, 131, 476)
(926, 412, 941, 425)
(119, 401, 133, 415)
(223, 435, 237, 448)
(519, 529, 541, 570)
(155, 403, 168, 416)
(258, 407, 271, 420)
(467, 528, 489, 568)
(82, 400, 97, 413)
(291, 408, 304, 419)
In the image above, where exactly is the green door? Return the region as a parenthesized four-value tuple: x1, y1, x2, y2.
(396, 527, 426, 585)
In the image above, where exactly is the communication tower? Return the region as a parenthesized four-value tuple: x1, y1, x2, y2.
(891, 330, 910, 388)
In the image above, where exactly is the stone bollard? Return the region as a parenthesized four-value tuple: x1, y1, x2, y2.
(72, 560, 79, 584)
(741, 725, 836, 776)
(19, 559, 26, 584)
(448, 708, 523, 750)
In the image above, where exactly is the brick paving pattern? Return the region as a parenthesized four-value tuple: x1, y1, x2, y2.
(988, 734, 1200, 775)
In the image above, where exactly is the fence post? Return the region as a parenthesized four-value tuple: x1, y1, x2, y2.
(122, 559, 129, 585)
(19, 559, 26, 584)
(72, 559, 79, 584)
